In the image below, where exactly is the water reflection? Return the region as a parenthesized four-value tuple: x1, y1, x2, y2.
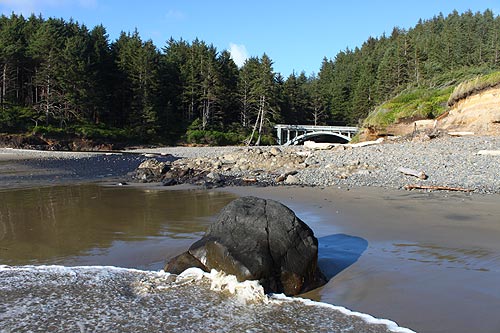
(0, 185, 237, 268)
(386, 243, 500, 272)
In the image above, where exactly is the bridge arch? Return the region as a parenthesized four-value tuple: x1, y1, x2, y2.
(275, 124, 358, 145)
(285, 131, 351, 145)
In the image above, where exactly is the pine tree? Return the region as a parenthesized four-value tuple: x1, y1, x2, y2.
(27, 18, 67, 126)
(112, 30, 161, 138)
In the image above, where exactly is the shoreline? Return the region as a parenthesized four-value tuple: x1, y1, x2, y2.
(1, 143, 500, 333)
(2, 134, 500, 194)
(127, 135, 500, 195)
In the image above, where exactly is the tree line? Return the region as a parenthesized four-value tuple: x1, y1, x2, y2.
(1, 9, 500, 145)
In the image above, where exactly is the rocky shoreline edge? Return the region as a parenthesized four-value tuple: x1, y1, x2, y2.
(1, 134, 499, 194)
(129, 135, 500, 195)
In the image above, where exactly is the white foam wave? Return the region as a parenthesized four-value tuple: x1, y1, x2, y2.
(0, 264, 155, 275)
(175, 267, 415, 331)
(175, 267, 267, 304)
(271, 294, 416, 333)
(1, 265, 415, 332)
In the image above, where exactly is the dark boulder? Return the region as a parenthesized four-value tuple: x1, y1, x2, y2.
(165, 196, 326, 295)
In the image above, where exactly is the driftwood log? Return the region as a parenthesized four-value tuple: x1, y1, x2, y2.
(397, 167, 428, 180)
(448, 131, 475, 136)
(477, 150, 500, 156)
(347, 137, 384, 148)
(404, 184, 473, 192)
(242, 177, 257, 183)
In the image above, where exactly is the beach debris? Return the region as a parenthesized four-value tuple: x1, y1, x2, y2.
(284, 174, 299, 184)
(397, 167, 428, 180)
(303, 141, 336, 150)
(242, 177, 257, 183)
(448, 131, 475, 136)
(346, 137, 384, 148)
(477, 150, 500, 156)
(404, 184, 473, 192)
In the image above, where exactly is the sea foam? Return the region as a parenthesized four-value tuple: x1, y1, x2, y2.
(0, 265, 416, 333)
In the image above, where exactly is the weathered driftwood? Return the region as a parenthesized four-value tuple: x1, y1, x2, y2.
(242, 177, 257, 183)
(404, 184, 473, 192)
(448, 131, 475, 136)
(347, 137, 384, 148)
(397, 167, 428, 180)
(303, 141, 336, 150)
(477, 150, 500, 156)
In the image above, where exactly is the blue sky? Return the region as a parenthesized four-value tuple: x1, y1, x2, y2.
(1, 0, 499, 76)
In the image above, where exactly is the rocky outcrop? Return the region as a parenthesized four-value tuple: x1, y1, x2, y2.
(134, 159, 169, 182)
(165, 196, 327, 295)
(130, 144, 382, 187)
(132, 147, 310, 187)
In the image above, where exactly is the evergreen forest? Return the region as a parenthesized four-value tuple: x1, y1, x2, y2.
(1, 9, 500, 146)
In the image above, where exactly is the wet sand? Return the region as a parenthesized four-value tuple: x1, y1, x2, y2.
(222, 186, 500, 333)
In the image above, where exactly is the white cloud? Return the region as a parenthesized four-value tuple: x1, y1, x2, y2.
(166, 9, 185, 21)
(78, 0, 97, 9)
(229, 43, 249, 68)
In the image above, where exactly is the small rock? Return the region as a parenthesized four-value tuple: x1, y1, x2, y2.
(270, 147, 281, 156)
(162, 178, 177, 186)
(285, 174, 299, 184)
(207, 172, 224, 182)
(275, 174, 287, 182)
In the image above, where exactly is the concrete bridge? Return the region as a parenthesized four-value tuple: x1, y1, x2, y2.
(274, 124, 359, 145)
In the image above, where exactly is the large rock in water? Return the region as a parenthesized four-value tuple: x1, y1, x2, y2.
(164, 196, 326, 295)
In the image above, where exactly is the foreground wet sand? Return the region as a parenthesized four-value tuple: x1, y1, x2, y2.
(223, 186, 500, 333)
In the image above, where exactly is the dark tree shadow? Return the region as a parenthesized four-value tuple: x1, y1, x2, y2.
(317, 234, 368, 280)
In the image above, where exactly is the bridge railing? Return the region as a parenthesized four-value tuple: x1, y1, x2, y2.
(274, 124, 358, 145)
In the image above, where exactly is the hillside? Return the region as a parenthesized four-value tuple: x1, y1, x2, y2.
(361, 71, 500, 139)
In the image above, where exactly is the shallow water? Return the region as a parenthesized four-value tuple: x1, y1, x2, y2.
(0, 185, 236, 269)
(0, 184, 415, 333)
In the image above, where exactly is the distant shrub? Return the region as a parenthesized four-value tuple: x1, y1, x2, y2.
(186, 130, 245, 146)
(73, 124, 131, 141)
(0, 106, 37, 133)
(32, 125, 66, 138)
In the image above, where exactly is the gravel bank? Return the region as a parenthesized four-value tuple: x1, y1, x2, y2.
(129, 136, 500, 194)
(295, 136, 500, 194)
(2, 136, 499, 194)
